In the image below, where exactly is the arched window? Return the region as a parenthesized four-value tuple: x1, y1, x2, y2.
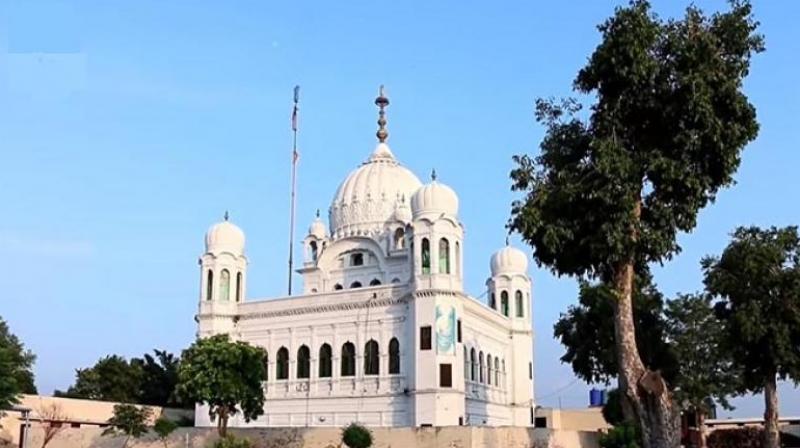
(309, 241, 318, 261)
(439, 238, 450, 274)
(206, 270, 213, 301)
(489, 292, 496, 309)
(369, 279, 381, 286)
(455, 241, 461, 276)
(341, 342, 355, 377)
(319, 344, 332, 378)
(487, 354, 493, 386)
(263, 353, 269, 381)
(421, 238, 431, 274)
(494, 358, 500, 386)
(515, 290, 524, 317)
(276, 347, 289, 380)
(470, 348, 476, 381)
(350, 281, 362, 288)
(479, 351, 485, 383)
(394, 228, 405, 249)
(502, 359, 506, 388)
(297, 345, 310, 379)
(235, 272, 242, 302)
(389, 338, 400, 374)
(464, 346, 469, 379)
(501, 291, 510, 317)
(334, 283, 343, 290)
(364, 340, 379, 375)
(391, 278, 401, 284)
(219, 269, 230, 301)
(351, 253, 364, 266)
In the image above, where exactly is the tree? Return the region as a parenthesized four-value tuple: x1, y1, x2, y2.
(341, 423, 373, 448)
(38, 403, 69, 448)
(153, 417, 178, 448)
(702, 226, 800, 448)
(135, 350, 182, 407)
(0, 317, 37, 415)
(509, 1, 763, 445)
(176, 334, 266, 437)
(102, 404, 152, 448)
(56, 355, 143, 402)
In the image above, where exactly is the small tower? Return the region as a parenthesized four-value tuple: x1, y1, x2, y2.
(487, 244, 534, 425)
(301, 210, 327, 294)
(197, 212, 247, 338)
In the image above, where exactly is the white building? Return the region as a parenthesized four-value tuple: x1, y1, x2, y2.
(194, 88, 534, 428)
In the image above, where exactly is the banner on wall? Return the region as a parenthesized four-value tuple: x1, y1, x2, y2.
(436, 304, 456, 355)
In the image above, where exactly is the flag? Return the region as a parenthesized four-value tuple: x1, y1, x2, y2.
(291, 85, 300, 131)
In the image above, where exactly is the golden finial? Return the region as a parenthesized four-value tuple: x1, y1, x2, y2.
(224, 210, 229, 221)
(375, 85, 390, 143)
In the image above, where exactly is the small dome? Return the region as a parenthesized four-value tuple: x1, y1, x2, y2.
(205, 215, 245, 255)
(411, 173, 459, 219)
(490, 245, 528, 276)
(308, 211, 327, 239)
(392, 196, 412, 223)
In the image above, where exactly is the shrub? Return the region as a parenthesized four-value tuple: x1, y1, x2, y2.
(707, 427, 762, 448)
(341, 423, 372, 448)
(599, 422, 640, 448)
(212, 435, 252, 448)
(153, 418, 178, 448)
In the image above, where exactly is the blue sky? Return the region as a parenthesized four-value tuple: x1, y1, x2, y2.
(1, 0, 798, 418)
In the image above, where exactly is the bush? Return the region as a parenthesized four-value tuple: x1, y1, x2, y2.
(599, 422, 640, 448)
(341, 423, 372, 448)
(707, 427, 762, 448)
(153, 418, 178, 448)
(212, 435, 252, 448)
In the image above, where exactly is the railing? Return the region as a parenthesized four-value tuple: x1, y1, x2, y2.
(264, 375, 406, 399)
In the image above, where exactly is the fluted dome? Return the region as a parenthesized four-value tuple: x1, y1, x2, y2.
(205, 217, 245, 255)
(308, 213, 327, 239)
(490, 245, 528, 276)
(329, 143, 422, 238)
(411, 176, 459, 219)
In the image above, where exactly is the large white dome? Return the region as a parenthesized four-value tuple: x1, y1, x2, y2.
(411, 176, 459, 219)
(329, 143, 422, 239)
(205, 216, 245, 255)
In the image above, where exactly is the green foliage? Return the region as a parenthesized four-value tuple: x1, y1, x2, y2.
(103, 404, 152, 448)
(599, 423, 641, 448)
(0, 316, 37, 411)
(510, 0, 763, 282)
(211, 435, 252, 448)
(706, 427, 763, 448)
(55, 349, 184, 407)
(602, 389, 625, 427)
(341, 423, 372, 448)
(553, 271, 676, 385)
(177, 334, 266, 436)
(702, 226, 800, 392)
(153, 417, 179, 448)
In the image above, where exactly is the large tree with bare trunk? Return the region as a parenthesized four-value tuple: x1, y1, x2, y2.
(508, 1, 762, 446)
(702, 226, 800, 448)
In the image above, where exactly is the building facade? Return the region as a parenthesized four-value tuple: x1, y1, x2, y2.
(194, 89, 534, 428)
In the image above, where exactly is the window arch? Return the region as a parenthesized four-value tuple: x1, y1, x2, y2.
(515, 290, 524, 317)
(364, 340, 379, 375)
(296, 345, 310, 379)
(455, 241, 460, 276)
(501, 291, 510, 317)
(263, 353, 269, 381)
(369, 278, 381, 286)
(235, 272, 242, 302)
(463, 346, 469, 379)
(487, 354, 493, 386)
(276, 347, 289, 380)
(394, 228, 405, 249)
(502, 359, 506, 388)
(309, 241, 318, 261)
(350, 281, 362, 288)
(206, 270, 213, 301)
(489, 292, 496, 309)
(341, 342, 356, 377)
(351, 253, 364, 266)
(439, 238, 450, 274)
(494, 358, 500, 386)
(319, 344, 332, 378)
(470, 348, 476, 381)
(219, 269, 230, 301)
(389, 338, 400, 374)
(421, 238, 431, 274)
(479, 351, 485, 383)
(334, 283, 343, 290)
(391, 277, 401, 284)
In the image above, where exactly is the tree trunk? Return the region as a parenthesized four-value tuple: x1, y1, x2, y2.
(764, 372, 780, 448)
(218, 407, 229, 438)
(612, 260, 680, 448)
(697, 410, 707, 448)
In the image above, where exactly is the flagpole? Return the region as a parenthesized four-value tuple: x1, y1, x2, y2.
(287, 85, 300, 296)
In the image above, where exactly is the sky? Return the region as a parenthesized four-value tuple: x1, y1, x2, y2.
(1, 0, 798, 419)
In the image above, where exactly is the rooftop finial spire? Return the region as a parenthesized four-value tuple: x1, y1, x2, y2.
(431, 168, 437, 181)
(375, 85, 390, 143)
(224, 210, 229, 221)
(315, 208, 320, 218)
